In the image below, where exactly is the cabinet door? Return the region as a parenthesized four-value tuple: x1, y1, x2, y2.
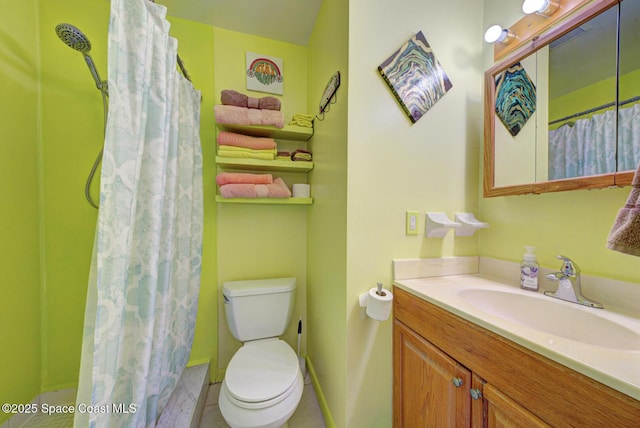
(394, 320, 472, 427)
(484, 383, 551, 428)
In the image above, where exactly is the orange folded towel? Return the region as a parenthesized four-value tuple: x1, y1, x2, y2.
(217, 131, 277, 150)
(216, 172, 273, 186)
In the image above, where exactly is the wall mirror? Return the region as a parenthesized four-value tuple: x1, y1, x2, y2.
(484, 0, 640, 197)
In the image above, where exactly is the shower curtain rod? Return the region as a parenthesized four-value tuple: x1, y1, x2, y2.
(549, 95, 640, 125)
(148, 0, 192, 83)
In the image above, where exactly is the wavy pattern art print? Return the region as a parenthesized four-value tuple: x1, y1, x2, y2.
(378, 31, 453, 123)
(495, 63, 537, 137)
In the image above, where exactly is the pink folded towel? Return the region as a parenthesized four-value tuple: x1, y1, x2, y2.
(219, 183, 258, 199)
(219, 178, 291, 199)
(221, 89, 281, 111)
(267, 177, 292, 198)
(607, 162, 640, 256)
(216, 172, 273, 186)
(217, 131, 277, 150)
(215, 105, 285, 129)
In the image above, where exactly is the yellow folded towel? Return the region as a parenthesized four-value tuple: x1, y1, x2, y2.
(217, 150, 275, 160)
(289, 113, 315, 128)
(218, 145, 277, 155)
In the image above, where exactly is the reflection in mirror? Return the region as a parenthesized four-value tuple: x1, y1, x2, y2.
(483, 0, 633, 197)
(617, 0, 640, 172)
(547, 4, 618, 181)
(493, 52, 539, 187)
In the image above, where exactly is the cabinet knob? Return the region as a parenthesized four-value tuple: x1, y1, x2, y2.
(470, 388, 483, 400)
(452, 377, 464, 387)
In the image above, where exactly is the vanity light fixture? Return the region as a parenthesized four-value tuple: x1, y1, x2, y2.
(484, 25, 515, 44)
(522, 0, 561, 18)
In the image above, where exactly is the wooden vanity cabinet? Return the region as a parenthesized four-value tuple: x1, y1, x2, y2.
(393, 286, 640, 427)
(393, 319, 473, 427)
(394, 319, 547, 428)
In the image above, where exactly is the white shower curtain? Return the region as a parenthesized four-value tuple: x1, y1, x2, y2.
(548, 109, 617, 180)
(548, 105, 640, 180)
(74, 0, 203, 426)
(618, 103, 640, 172)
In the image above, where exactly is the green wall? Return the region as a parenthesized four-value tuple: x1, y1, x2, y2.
(212, 27, 310, 380)
(0, 0, 42, 419)
(550, 69, 640, 126)
(38, 0, 109, 390)
(306, 0, 349, 425)
(0, 1, 219, 420)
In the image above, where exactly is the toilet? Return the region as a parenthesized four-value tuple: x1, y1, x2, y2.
(219, 277, 303, 428)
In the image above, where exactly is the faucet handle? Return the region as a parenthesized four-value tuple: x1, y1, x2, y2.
(556, 255, 580, 275)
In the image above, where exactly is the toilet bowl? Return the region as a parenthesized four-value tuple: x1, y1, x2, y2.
(219, 339, 303, 428)
(219, 278, 302, 428)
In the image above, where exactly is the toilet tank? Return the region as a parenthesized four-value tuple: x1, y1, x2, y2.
(223, 277, 296, 341)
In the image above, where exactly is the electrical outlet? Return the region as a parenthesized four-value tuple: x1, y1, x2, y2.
(406, 211, 419, 235)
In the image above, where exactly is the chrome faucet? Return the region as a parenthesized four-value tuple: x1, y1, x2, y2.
(544, 255, 604, 309)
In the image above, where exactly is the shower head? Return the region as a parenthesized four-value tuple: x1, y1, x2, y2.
(55, 23, 107, 94)
(55, 23, 92, 53)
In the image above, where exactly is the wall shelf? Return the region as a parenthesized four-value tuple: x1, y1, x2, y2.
(215, 196, 313, 205)
(216, 123, 313, 141)
(215, 157, 313, 172)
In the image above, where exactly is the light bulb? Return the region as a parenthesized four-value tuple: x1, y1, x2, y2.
(522, 0, 548, 14)
(484, 25, 515, 44)
(485, 25, 504, 43)
(522, 0, 560, 17)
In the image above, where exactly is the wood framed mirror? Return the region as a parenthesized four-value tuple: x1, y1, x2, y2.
(484, 0, 638, 197)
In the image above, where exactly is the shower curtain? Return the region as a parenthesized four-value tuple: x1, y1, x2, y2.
(74, 0, 203, 426)
(548, 105, 640, 180)
(618, 103, 640, 172)
(548, 110, 617, 180)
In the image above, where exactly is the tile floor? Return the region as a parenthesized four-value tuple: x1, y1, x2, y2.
(199, 374, 326, 428)
(3, 373, 325, 427)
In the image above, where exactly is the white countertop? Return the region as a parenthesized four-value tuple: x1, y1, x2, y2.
(394, 274, 640, 401)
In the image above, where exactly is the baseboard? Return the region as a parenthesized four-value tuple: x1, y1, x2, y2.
(305, 356, 336, 428)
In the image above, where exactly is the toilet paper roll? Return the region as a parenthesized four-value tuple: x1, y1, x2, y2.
(292, 183, 311, 198)
(365, 287, 393, 321)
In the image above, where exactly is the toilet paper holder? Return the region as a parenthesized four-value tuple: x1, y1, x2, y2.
(359, 282, 393, 321)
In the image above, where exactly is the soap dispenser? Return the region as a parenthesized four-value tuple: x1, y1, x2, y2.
(520, 246, 539, 291)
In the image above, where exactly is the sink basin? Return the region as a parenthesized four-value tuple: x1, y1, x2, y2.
(458, 288, 640, 351)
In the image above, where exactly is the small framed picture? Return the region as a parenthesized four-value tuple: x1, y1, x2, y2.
(246, 52, 284, 95)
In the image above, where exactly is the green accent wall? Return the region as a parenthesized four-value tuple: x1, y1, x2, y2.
(306, 0, 349, 425)
(550, 69, 640, 127)
(38, 0, 109, 390)
(0, 0, 42, 420)
(212, 27, 310, 381)
(0, 1, 218, 420)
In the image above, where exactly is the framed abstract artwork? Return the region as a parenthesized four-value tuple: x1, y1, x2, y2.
(246, 52, 284, 95)
(494, 62, 537, 136)
(378, 31, 453, 124)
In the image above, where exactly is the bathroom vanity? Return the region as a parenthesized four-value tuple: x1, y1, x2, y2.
(392, 278, 640, 427)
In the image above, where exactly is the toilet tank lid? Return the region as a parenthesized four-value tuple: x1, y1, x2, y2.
(223, 277, 296, 297)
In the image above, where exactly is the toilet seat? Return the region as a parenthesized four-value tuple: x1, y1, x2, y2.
(224, 339, 300, 408)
